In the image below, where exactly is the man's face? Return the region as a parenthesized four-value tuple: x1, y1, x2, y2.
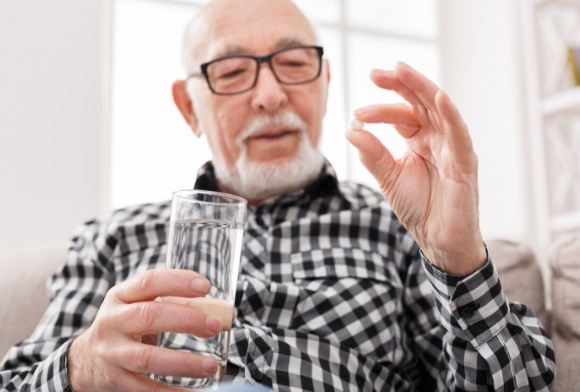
(182, 0, 330, 199)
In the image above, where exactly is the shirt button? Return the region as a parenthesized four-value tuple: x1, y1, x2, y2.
(249, 365, 264, 381)
(459, 303, 480, 319)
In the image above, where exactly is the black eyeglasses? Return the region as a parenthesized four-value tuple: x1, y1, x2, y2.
(188, 45, 324, 96)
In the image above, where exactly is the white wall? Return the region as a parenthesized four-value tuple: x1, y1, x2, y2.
(0, 0, 107, 253)
(439, 0, 535, 246)
(0, 0, 535, 256)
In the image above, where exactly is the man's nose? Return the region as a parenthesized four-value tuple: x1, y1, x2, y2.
(250, 63, 288, 112)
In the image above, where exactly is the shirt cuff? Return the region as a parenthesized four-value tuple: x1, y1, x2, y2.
(421, 252, 510, 349)
(37, 338, 76, 391)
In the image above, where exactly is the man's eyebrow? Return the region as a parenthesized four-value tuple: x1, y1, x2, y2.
(216, 45, 247, 58)
(275, 36, 310, 48)
(213, 37, 312, 58)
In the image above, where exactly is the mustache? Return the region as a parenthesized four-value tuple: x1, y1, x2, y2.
(236, 112, 308, 145)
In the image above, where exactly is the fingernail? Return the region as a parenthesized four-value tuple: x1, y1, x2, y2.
(202, 357, 218, 374)
(370, 68, 391, 75)
(354, 107, 369, 116)
(191, 278, 209, 293)
(206, 316, 222, 334)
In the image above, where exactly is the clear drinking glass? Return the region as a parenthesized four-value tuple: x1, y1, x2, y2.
(156, 190, 247, 389)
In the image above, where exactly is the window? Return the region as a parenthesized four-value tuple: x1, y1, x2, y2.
(110, 0, 440, 208)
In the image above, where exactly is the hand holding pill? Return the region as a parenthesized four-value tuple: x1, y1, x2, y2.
(344, 62, 486, 277)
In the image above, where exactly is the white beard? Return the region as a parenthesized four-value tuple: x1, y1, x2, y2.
(212, 112, 324, 201)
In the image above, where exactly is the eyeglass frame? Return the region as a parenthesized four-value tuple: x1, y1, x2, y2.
(187, 45, 324, 96)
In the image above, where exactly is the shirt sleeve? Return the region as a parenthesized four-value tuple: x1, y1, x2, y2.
(420, 252, 556, 390)
(0, 338, 74, 392)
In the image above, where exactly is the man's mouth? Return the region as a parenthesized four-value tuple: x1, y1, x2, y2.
(248, 129, 298, 141)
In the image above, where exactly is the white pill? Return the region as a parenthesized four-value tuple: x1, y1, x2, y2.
(351, 118, 364, 131)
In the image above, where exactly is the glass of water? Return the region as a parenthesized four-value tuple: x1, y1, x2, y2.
(157, 189, 247, 389)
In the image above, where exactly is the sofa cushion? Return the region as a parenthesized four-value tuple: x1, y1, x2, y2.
(0, 246, 67, 360)
(486, 239, 549, 330)
(550, 231, 580, 392)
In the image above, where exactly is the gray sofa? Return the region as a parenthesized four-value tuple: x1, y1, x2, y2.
(1, 237, 578, 390)
(0, 246, 67, 358)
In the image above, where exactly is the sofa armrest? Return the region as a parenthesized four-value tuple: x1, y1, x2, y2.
(0, 246, 67, 359)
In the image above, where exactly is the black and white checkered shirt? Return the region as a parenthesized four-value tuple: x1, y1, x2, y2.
(1, 162, 555, 391)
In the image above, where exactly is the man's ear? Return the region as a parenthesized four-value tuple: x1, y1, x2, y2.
(324, 58, 331, 84)
(322, 59, 331, 114)
(172, 80, 201, 136)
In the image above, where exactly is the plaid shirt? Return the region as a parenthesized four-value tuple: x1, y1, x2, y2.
(1, 162, 555, 391)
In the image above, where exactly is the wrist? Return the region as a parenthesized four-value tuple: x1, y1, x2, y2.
(422, 242, 488, 277)
(66, 332, 92, 392)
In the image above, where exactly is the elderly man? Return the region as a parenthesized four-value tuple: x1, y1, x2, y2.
(1, 0, 555, 391)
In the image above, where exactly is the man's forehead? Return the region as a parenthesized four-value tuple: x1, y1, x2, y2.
(184, 0, 318, 65)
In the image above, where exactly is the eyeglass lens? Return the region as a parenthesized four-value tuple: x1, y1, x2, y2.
(206, 47, 321, 94)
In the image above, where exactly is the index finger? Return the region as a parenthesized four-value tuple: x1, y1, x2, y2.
(353, 103, 420, 139)
(114, 269, 211, 304)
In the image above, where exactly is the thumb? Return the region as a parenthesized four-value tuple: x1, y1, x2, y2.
(345, 128, 396, 186)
